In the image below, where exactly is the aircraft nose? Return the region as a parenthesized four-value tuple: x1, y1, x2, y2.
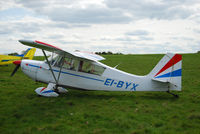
(13, 60, 21, 65)
(21, 60, 40, 80)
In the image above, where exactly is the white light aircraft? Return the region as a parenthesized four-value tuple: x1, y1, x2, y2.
(12, 40, 182, 97)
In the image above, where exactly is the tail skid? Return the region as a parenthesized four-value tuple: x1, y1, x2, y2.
(148, 53, 182, 91)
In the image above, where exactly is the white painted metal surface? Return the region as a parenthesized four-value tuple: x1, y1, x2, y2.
(18, 40, 182, 97)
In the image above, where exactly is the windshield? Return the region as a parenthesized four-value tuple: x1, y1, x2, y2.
(45, 54, 59, 65)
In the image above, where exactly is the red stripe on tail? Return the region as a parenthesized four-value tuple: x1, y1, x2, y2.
(154, 54, 182, 77)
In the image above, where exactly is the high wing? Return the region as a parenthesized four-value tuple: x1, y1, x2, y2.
(19, 40, 105, 62)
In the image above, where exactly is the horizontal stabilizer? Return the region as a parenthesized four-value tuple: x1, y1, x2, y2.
(152, 78, 168, 83)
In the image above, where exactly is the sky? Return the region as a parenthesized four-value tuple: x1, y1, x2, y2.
(0, 0, 200, 55)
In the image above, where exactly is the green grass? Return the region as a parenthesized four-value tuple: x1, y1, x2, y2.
(0, 54, 200, 134)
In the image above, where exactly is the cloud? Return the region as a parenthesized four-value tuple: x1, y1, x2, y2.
(0, 0, 200, 55)
(105, 0, 198, 20)
(125, 30, 153, 41)
(13, 0, 200, 25)
(0, 21, 41, 34)
(125, 30, 149, 36)
(0, 24, 13, 35)
(139, 36, 154, 41)
(171, 36, 195, 41)
(47, 22, 91, 29)
(15, 0, 131, 24)
(0, 0, 17, 10)
(5, 0, 200, 24)
(193, 29, 200, 34)
(47, 7, 131, 24)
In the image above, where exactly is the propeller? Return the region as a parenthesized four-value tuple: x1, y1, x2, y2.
(11, 60, 21, 76)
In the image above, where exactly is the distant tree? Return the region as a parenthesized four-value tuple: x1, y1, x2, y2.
(95, 52, 102, 55)
(95, 51, 123, 55)
(107, 51, 113, 55)
(115, 52, 123, 55)
(102, 51, 107, 55)
(197, 51, 200, 53)
(8, 52, 19, 56)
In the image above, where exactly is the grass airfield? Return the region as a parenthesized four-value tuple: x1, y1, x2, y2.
(0, 54, 200, 134)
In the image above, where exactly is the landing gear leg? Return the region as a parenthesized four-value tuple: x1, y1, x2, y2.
(54, 85, 59, 94)
(53, 84, 68, 94)
(166, 91, 179, 98)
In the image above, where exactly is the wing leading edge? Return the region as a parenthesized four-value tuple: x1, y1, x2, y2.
(19, 40, 105, 62)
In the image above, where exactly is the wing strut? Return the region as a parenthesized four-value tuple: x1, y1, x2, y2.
(42, 50, 58, 84)
(57, 54, 65, 83)
(42, 50, 65, 91)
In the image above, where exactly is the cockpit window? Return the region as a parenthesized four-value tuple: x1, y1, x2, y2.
(78, 60, 105, 75)
(53, 56, 105, 76)
(54, 56, 63, 67)
(54, 56, 79, 71)
(63, 57, 79, 71)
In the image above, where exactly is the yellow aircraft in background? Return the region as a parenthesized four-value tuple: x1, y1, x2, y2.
(0, 48, 36, 65)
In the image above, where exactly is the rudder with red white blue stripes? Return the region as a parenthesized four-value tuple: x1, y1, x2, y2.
(148, 53, 182, 91)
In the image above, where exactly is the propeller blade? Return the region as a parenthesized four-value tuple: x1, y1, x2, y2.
(11, 60, 22, 76)
(11, 65, 20, 76)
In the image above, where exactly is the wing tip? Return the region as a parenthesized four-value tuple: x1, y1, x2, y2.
(18, 39, 33, 44)
(35, 40, 62, 50)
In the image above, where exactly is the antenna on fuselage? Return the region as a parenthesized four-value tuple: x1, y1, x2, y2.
(114, 63, 121, 69)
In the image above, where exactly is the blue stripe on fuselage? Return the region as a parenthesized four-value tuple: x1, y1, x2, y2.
(28, 64, 41, 68)
(27, 64, 104, 82)
(52, 69, 104, 82)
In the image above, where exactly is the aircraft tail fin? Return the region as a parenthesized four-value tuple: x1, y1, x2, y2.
(148, 53, 182, 91)
(22, 48, 36, 60)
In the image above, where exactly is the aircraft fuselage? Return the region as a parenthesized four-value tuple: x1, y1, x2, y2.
(21, 59, 169, 92)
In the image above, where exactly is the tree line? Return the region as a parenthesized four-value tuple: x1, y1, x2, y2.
(95, 51, 123, 55)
